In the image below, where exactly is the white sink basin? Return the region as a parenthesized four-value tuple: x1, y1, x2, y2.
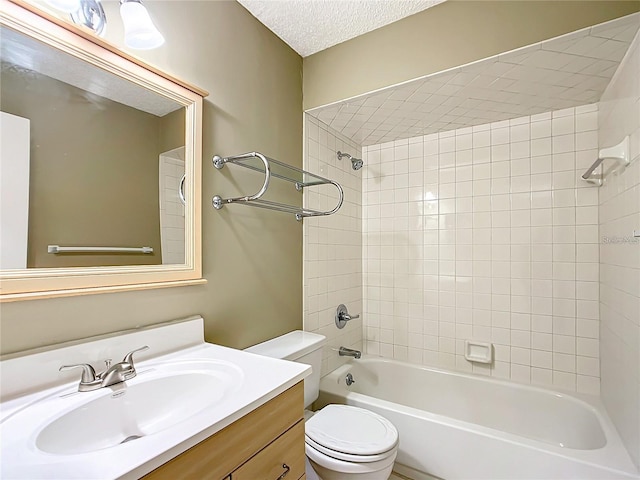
(37, 361, 239, 454)
(0, 317, 311, 480)
(6, 359, 243, 456)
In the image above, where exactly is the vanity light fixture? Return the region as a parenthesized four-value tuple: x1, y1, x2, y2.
(43, 0, 165, 50)
(120, 0, 165, 50)
(43, 0, 82, 13)
(70, 0, 106, 37)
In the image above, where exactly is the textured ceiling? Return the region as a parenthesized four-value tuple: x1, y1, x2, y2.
(307, 13, 640, 146)
(237, 0, 446, 57)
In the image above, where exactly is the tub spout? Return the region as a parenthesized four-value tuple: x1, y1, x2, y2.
(339, 346, 361, 359)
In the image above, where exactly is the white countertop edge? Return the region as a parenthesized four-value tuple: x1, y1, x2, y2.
(122, 366, 310, 479)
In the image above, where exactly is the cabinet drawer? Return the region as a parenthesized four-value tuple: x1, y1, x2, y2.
(231, 420, 305, 480)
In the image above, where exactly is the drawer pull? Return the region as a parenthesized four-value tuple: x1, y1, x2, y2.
(276, 463, 290, 480)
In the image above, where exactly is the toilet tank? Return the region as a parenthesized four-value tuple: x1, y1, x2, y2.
(245, 330, 326, 408)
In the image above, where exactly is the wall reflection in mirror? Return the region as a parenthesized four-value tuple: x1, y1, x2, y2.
(0, 25, 186, 270)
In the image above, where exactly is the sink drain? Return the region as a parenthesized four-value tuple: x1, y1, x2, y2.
(120, 435, 143, 444)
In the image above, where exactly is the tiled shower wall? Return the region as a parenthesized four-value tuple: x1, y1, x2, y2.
(159, 150, 185, 265)
(362, 106, 601, 394)
(598, 29, 640, 469)
(303, 115, 363, 377)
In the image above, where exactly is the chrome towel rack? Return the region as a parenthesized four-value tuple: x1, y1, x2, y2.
(48, 245, 153, 254)
(211, 151, 344, 221)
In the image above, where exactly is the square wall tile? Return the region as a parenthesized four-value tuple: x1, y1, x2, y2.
(360, 105, 601, 393)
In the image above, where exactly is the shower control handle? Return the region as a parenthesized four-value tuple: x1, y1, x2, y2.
(335, 304, 360, 329)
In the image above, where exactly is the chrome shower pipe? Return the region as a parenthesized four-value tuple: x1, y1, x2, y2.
(337, 151, 363, 170)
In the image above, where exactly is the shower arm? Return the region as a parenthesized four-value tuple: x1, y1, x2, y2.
(337, 151, 353, 161)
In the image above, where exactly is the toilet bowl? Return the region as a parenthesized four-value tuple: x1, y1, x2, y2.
(304, 404, 398, 480)
(245, 331, 399, 480)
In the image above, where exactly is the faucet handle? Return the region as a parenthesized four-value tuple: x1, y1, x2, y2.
(95, 359, 113, 379)
(59, 363, 97, 383)
(335, 304, 360, 329)
(122, 345, 149, 365)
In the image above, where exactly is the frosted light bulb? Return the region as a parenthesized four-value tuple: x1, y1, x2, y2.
(120, 0, 165, 50)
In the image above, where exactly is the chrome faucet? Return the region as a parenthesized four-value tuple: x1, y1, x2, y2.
(338, 346, 361, 359)
(335, 304, 360, 329)
(60, 346, 149, 392)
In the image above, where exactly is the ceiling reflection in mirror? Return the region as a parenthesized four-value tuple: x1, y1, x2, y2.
(0, 25, 187, 269)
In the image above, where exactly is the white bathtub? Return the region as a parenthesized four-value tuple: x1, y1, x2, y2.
(316, 357, 639, 480)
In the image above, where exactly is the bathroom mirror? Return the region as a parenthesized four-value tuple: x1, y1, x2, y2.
(0, 1, 206, 301)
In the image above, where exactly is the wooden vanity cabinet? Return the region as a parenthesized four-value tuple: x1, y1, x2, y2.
(142, 382, 306, 480)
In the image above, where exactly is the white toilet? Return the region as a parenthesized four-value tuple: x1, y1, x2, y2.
(245, 331, 398, 480)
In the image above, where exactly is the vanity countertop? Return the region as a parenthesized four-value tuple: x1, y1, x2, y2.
(0, 317, 310, 479)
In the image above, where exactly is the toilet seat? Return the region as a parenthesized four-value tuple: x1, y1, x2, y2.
(305, 405, 398, 463)
(305, 435, 396, 463)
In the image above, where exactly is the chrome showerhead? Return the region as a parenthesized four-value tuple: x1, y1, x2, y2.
(337, 151, 363, 171)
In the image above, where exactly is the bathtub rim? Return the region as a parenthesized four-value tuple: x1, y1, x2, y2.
(318, 355, 639, 478)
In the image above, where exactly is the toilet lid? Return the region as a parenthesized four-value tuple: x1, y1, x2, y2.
(305, 405, 398, 456)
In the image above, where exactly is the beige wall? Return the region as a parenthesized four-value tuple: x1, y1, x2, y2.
(1, 71, 164, 268)
(303, 1, 640, 110)
(159, 108, 185, 154)
(0, 1, 303, 354)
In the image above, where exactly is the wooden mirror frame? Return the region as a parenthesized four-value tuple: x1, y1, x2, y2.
(0, 0, 207, 301)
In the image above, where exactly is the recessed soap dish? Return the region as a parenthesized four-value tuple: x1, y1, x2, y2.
(464, 340, 494, 364)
